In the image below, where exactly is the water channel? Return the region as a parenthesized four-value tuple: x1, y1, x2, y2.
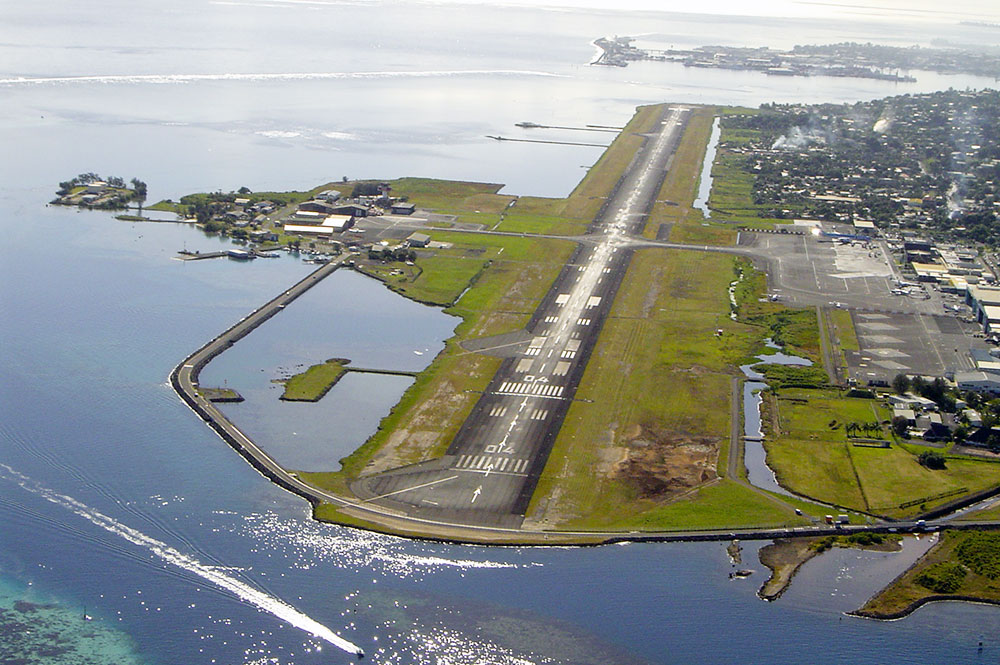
(692, 116, 722, 216)
(741, 341, 814, 496)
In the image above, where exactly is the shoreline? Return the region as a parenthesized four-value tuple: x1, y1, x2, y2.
(851, 594, 1000, 621)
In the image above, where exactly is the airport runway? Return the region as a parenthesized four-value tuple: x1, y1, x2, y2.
(351, 106, 691, 526)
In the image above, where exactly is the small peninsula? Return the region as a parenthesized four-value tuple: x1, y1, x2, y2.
(854, 530, 1000, 619)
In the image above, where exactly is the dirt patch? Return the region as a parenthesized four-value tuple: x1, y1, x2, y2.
(953, 444, 1000, 459)
(360, 366, 483, 475)
(615, 424, 719, 499)
(640, 267, 662, 318)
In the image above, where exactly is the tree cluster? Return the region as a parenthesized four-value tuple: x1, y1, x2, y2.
(917, 451, 947, 469)
(891, 374, 955, 411)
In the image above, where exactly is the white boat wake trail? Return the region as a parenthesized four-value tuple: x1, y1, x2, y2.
(0, 464, 363, 657)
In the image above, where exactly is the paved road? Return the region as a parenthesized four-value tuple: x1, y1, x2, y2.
(351, 106, 693, 526)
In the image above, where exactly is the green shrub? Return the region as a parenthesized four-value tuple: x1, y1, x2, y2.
(812, 536, 836, 552)
(847, 532, 885, 546)
(915, 562, 967, 593)
(956, 532, 1000, 580)
(918, 451, 947, 470)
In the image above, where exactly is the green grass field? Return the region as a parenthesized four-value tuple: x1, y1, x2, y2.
(764, 388, 1000, 516)
(706, 119, 803, 224)
(829, 309, 860, 352)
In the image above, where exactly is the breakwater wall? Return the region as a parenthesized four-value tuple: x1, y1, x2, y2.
(169, 259, 344, 507)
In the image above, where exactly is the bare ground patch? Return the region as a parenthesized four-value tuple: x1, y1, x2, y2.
(616, 424, 720, 499)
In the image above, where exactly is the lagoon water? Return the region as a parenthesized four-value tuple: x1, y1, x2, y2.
(2, 1, 1000, 663)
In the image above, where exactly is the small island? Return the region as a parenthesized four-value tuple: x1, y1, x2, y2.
(52, 173, 147, 212)
(593, 38, 1000, 81)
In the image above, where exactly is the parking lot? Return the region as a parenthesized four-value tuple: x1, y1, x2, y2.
(741, 230, 989, 384)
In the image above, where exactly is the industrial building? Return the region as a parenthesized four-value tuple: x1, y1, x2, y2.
(966, 284, 1000, 332)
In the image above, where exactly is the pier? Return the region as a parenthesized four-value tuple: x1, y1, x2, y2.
(486, 135, 609, 148)
(515, 122, 619, 133)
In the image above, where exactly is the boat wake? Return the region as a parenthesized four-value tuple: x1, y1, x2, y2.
(0, 463, 364, 657)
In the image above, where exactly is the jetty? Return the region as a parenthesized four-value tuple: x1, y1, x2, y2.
(486, 135, 609, 148)
(515, 122, 619, 133)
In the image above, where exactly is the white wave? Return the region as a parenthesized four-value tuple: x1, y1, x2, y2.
(256, 130, 302, 139)
(0, 464, 363, 657)
(0, 69, 562, 86)
(321, 131, 357, 140)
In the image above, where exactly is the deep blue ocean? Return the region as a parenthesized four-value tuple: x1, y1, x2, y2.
(2, 1, 1000, 663)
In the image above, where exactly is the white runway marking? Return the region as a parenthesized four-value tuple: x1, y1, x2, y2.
(453, 456, 530, 475)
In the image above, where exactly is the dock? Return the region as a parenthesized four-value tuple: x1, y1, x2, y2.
(486, 135, 609, 148)
(177, 250, 229, 261)
(515, 122, 619, 133)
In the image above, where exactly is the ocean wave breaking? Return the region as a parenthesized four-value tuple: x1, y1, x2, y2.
(0, 69, 562, 86)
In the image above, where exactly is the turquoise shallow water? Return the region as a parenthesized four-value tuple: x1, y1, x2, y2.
(0, 576, 141, 665)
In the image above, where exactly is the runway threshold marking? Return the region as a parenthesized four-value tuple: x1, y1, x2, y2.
(361, 475, 459, 503)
